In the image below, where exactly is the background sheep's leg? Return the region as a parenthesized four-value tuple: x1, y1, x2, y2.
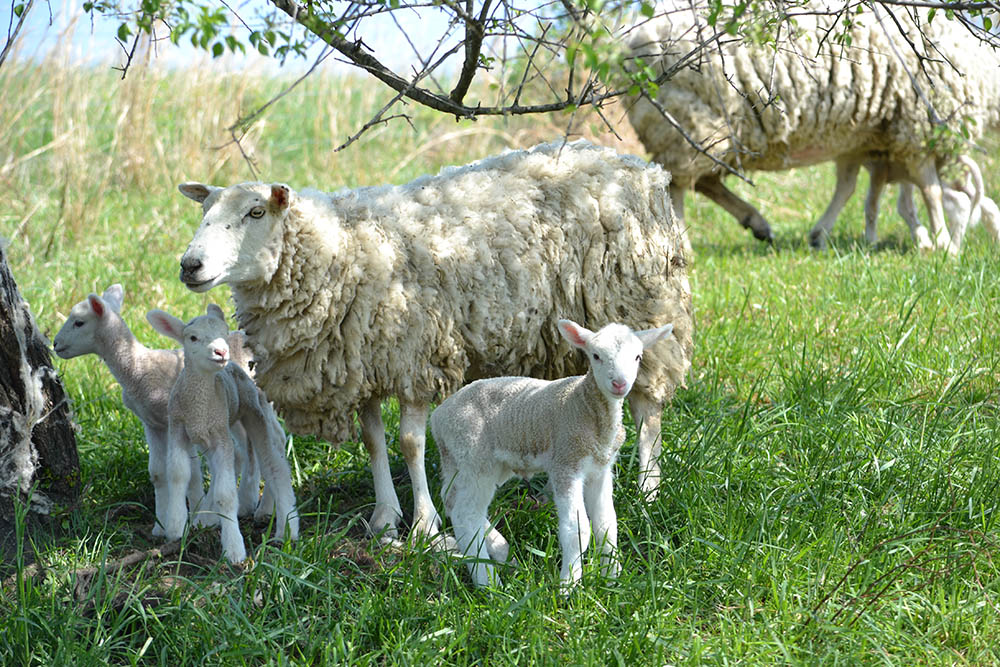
(864, 161, 889, 245)
(231, 422, 261, 517)
(145, 425, 168, 537)
(240, 406, 299, 541)
(897, 184, 935, 250)
(668, 183, 694, 257)
(399, 401, 441, 541)
(553, 474, 590, 589)
(977, 196, 1000, 242)
(630, 392, 663, 499)
(695, 174, 773, 242)
(809, 158, 859, 249)
(583, 466, 619, 579)
(204, 438, 246, 563)
(359, 398, 403, 539)
(913, 160, 956, 253)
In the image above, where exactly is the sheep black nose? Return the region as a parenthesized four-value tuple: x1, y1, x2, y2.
(180, 256, 203, 273)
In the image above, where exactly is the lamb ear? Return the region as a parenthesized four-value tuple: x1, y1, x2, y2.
(147, 309, 186, 343)
(635, 323, 674, 349)
(557, 319, 593, 349)
(102, 284, 124, 313)
(269, 184, 292, 212)
(87, 294, 106, 318)
(206, 303, 226, 321)
(178, 182, 218, 203)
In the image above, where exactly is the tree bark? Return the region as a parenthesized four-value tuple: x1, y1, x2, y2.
(0, 242, 80, 565)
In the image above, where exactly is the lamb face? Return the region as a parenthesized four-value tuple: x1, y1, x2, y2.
(52, 285, 124, 359)
(178, 182, 289, 292)
(179, 313, 231, 375)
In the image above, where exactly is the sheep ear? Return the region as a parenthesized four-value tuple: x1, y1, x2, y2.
(269, 184, 291, 212)
(178, 182, 218, 203)
(87, 294, 106, 318)
(557, 319, 592, 350)
(147, 309, 186, 343)
(635, 323, 674, 349)
(206, 304, 226, 321)
(102, 284, 124, 313)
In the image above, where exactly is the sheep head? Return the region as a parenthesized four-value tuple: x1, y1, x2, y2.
(178, 182, 291, 292)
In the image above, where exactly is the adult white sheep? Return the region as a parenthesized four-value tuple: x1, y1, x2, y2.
(625, 0, 1000, 253)
(175, 139, 694, 542)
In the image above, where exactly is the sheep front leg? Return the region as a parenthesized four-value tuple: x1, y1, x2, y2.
(163, 428, 194, 542)
(864, 161, 889, 245)
(630, 393, 662, 499)
(553, 474, 590, 590)
(913, 159, 955, 253)
(360, 398, 403, 539)
(399, 401, 442, 542)
(205, 437, 246, 563)
(695, 174, 773, 242)
(584, 466, 619, 579)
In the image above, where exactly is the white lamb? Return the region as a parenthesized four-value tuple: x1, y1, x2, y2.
(431, 319, 674, 588)
(146, 304, 299, 563)
(51, 284, 263, 535)
(174, 139, 694, 543)
(625, 1, 1000, 253)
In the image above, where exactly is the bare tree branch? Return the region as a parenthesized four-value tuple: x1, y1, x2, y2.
(0, 0, 36, 70)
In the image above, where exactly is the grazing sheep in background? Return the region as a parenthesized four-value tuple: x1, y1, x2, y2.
(432, 319, 674, 588)
(147, 304, 299, 563)
(625, 0, 1000, 253)
(51, 284, 263, 535)
(175, 139, 694, 542)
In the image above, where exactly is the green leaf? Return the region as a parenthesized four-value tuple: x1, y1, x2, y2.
(212, 42, 224, 58)
(640, 2, 654, 18)
(13, 3, 25, 18)
(117, 23, 131, 42)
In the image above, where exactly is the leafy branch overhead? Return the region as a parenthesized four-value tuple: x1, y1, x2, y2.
(85, 0, 1000, 153)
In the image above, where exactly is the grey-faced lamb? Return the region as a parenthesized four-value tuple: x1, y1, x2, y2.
(432, 319, 674, 588)
(147, 304, 299, 563)
(51, 284, 263, 535)
(625, 0, 1000, 253)
(174, 139, 694, 542)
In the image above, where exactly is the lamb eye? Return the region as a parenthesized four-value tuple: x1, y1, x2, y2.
(636, 354, 642, 362)
(73, 320, 84, 328)
(592, 352, 600, 361)
(189, 335, 198, 342)
(248, 206, 265, 219)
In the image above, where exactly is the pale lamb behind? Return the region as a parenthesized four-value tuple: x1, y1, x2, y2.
(147, 304, 299, 563)
(51, 284, 263, 535)
(432, 319, 674, 588)
(175, 139, 694, 542)
(625, 1, 1000, 253)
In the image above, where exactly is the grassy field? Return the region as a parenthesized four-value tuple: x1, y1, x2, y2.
(2, 46, 1000, 665)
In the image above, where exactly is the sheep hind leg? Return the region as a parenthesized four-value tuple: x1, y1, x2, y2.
(241, 406, 299, 542)
(629, 392, 663, 500)
(913, 159, 955, 253)
(399, 401, 443, 543)
(809, 158, 860, 249)
(898, 183, 935, 250)
(360, 398, 403, 540)
(695, 174, 773, 243)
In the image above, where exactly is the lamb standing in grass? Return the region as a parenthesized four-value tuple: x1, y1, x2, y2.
(432, 319, 674, 588)
(147, 304, 299, 563)
(175, 140, 694, 542)
(51, 284, 263, 535)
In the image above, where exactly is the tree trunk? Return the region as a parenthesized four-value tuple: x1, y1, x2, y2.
(0, 242, 80, 565)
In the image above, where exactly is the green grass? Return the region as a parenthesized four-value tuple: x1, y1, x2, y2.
(2, 53, 1000, 664)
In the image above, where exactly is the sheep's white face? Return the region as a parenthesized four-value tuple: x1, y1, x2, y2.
(558, 319, 675, 401)
(178, 182, 291, 292)
(181, 314, 231, 375)
(52, 285, 124, 359)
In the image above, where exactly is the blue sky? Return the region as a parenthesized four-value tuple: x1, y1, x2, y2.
(3, 0, 458, 74)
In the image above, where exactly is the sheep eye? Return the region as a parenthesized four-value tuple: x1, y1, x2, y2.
(592, 352, 600, 361)
(189, 335, 198, 342)
(248, 206, 265, 219)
